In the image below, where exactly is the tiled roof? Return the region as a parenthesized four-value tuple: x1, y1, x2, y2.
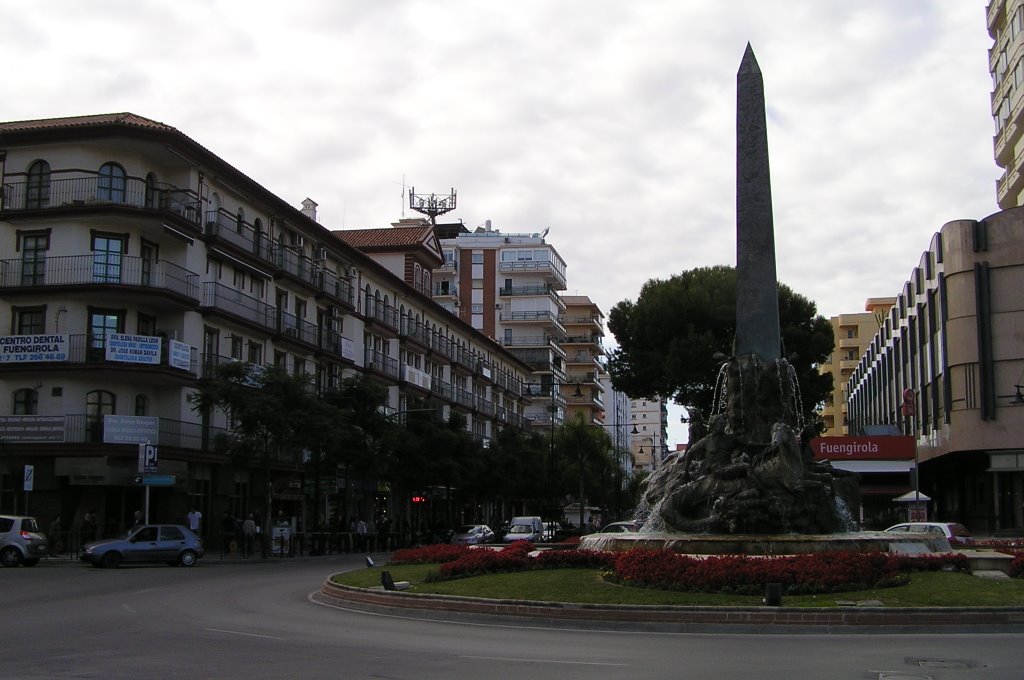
(333, 226, 434, 249)
(0, 112, 177, 133)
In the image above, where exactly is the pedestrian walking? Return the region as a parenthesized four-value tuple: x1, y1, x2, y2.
(242, 514, 256, 557)
(187, 507, 202, 535)
(221, 511, 238, 555)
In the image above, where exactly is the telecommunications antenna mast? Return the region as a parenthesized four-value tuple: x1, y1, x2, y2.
(409, 187, 457, 225)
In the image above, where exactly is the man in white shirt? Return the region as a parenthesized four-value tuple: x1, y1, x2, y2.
(187, 508, 202, 534)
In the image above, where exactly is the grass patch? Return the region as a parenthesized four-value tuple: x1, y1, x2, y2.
(333, 564, 1024, 608)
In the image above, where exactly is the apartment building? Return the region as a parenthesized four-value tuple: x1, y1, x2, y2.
(846, 210, 1024, 533)
(0, 113, 533, 537)
(630, 397, 667, 473)
(819, 297, 896, 436)
(432, 221, 572, 429)
(988, 0, 1024, 208)
(560, 295, 606, 425)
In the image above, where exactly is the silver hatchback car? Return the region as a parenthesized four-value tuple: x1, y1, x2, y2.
(80, 524, 204, 568)
(0, 515, 49, 567)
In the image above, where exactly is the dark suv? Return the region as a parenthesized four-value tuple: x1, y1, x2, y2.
(0, 515, 49, 567)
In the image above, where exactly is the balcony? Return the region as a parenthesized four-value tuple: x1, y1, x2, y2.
(475, 396, 495, 417)
(314, 269, 355, 309)
(0, 175, 201, 225)
(201, 282, 276, 332)
(433, 283, 458, 298)
(497, 260, 567, 289)
(362, 299, 399, 333)
(364, 348, 399, 379)
(399, 317, 432, 348)
(499, 310, 566, 335)
(0, 254, 200, 303)
(450, 344, 478, 372)
(0, 332, 199, 375)
(498, 284, 554, 297)
(276, 309, 318, 347)
(0, 413, 225, 451)
(318, 329, 355, 362)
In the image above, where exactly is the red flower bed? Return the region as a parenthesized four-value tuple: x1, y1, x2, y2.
(609, 549, 969, 595)
(390, 544, 473, 565)
(438, 541, 534, 578)
(1010, 553, 1024, 578)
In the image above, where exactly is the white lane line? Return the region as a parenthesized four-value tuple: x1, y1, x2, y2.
(121, 603, 136, 614)
(461, 655, 628, 667)
(205, 627, 285, 641)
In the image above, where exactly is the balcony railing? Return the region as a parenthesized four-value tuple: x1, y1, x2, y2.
(399, 318, 432, 346)
(0, 255, 200, 301)
(363, 299, 399, 331)
(475, 396, 495, 417)
(319, 329, 355, 362)
(497, 260, 567, 288)
(1, 176, 201, 224)
(0, 414, 224, 450)
(276, 309, 317, 346)
(498, 284, 552, 296)
(316, 269, 355, 308)
(431, 377, 454, 400)
(201, 282, 276, 332)
(0, 333, 199, 375)
(364, 348, 399, 378)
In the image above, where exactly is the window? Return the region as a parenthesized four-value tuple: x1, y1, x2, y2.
(144, 172, 158, 209)
(88, 309, 123, 359)
(134, 394, 148, 416)
(137, 313, 157, 336)
(97, 162, 126, 203)
(20, 231, 49, 285)
(92, 233, 126, 282)
(471, 253, 484, 264)
(14, 307, 45, 335)
(230, 335, 243, 360)
(12, 389, 38, 415)
(26, 160, 50, 209)
(86, 389, 116, 442)
(247, 342, 263, 365)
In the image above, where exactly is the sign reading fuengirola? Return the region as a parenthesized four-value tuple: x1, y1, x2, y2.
(105, 333, 161, 364)
(0, 334, 68, 363)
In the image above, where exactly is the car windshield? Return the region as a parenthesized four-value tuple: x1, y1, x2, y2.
(949, 524, 971, 537)
(510, 525, 532, 534)
(457, 525, 479, 534)
(22, 518, 40, 532)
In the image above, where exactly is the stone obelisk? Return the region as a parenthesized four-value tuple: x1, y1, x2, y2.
(734, 43, 781, 362)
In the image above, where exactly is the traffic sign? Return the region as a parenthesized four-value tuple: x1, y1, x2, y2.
(133, 474, 176, 486)
(24, 465, 34, 492)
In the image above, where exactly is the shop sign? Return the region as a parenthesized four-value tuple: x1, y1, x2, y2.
(103, 415, 159, 444)
(105, 333, 161, 364)
(0, 334, 68, 363)
(810, 436, 915, 460)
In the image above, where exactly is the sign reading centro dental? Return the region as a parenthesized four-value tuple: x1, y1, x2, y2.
(810, 436, 915, 461)
(106, 333, 161, 364)
(0, 334, 69, 363)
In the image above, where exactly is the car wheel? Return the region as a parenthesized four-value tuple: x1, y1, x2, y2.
(23, 559, 39, 567)
(178, 550, 198, 567)
(100, 552, 122, 569)
(1, 546, 23, 567)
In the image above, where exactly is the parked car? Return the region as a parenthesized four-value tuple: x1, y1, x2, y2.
(599, 520, 643, 534)
(453, 524, 495, 545)
(882, 522, 973, 546)
(0, 515, 48, 567)
(80, 524, 204, 568)
(503, 516, 545, 543)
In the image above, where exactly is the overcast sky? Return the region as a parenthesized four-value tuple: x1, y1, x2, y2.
(6, 1, 999, 443)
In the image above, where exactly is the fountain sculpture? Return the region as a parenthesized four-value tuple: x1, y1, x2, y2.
(582, 46, 944, 555)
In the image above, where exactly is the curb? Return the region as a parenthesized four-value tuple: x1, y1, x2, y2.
(317, 579, 1024, 634)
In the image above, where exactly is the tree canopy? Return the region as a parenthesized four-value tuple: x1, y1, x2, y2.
(606, 265, 834, 423)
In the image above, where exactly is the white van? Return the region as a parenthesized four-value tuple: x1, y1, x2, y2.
(503, 516, 544, 543)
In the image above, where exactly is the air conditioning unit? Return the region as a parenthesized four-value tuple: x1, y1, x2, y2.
(314, 246, 328, 260)
(495, 303, 502, 309)
(293, 235, 305, 248)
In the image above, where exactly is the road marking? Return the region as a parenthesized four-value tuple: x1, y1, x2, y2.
(461, 655, 628, 667)
(205, 627, 284, 641)
(121, 603, 136, 614)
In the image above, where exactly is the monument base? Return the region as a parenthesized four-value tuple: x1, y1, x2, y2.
(578, 531, 953, 555)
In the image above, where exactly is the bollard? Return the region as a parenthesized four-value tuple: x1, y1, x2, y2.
(764, 582, 782, 606)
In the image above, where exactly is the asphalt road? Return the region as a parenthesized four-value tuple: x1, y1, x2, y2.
(1, 554, 1021, 680)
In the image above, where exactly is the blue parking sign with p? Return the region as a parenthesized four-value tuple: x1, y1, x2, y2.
(139, 443, 158, 473)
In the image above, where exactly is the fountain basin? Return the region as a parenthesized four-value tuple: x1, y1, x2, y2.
(578, 531, 953, 555)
